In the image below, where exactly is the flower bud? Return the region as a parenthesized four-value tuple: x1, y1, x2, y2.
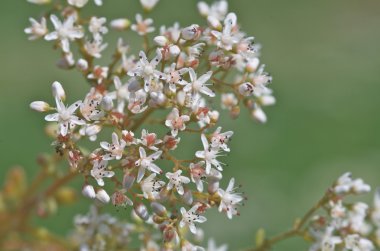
(123, 173, 135, 190)
(101, 95, 114, 111)
(209, 110, 219, 123)
(51, 81, 66, 101)
(182, 190, 193, 205)
(246, 57, 260, 73)
(181, 24, 201, 40)
(134, 203, 149, 221)
(140, 0, 159, 11)
(208, 181, 219, 194)
(259, 95, 276, 106)
(82, 185, 96, 199)
(163, 225, 177, 242)
(27, 0, 51, 5)
(252, 107, 267, 124)
(197, 2, 209, 17)
(77, 58, 88, 71)
(207, 16, 222, 30)
(110, 18, 131, 31)
(169, 45, 180, 57)
(151, 202, 167, 217)
(30, 101, 50, 112)
(67, 0, 88, 8)
(238, 82, 254, 96)
(153, 35, 168, 47)
(85, 124, 102, 136)
(96, 189, 110, 203)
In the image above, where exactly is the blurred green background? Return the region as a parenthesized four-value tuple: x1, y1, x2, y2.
(1, 0, 380, 250)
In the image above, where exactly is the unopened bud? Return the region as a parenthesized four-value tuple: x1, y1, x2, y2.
(140, 0, 159, 11)
(51, 81, 66, 101)
(151, 202, 167, 216)
(259, 95, 276, 106)
(208, 181, 219, 194)
(246, 57, 260, 73)
(238, 82, 254, 96)
(134, 203, 149, 221)
(77, 58, 88, 71)
(207, 16, 222, 30)
(169, 45, 180, 57)
(30, 101, 50, 112)
(123, 173, 135, 190)
(182, 190, 193, 205)
(110, 18, 131, 31)
(96, 189, 110, 203)
(181, 24, 201, 40)
(252, 107, 267, 124)
(82, 185, 96, 199)
(101, 95, 114, 111)
(153, 35, 168, 47)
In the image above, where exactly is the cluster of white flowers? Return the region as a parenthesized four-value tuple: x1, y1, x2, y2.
(308, 173, 380, 251)
(27, 0, 273, 250)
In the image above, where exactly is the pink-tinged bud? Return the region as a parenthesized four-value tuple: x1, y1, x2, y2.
(252, 108, 267, 124)
(110, 18, 131, 31)
(208, 181, 219, 194)
(51, 81, 66, 101)
(238, 82, 254, 96)
(140, 0, 159, 11)
(101, 95, 114, 111)
(153, 35, 168, 47)
(77, 58, 88, 71)
(207, 16, 222, 30)
(169, 45, 180, 57)
(82, 185, 96, 199)
(122, 173, 135, 190)
(30, 101, 50, 112)
(259, 96, 276, 106)
(163, 225, 177, 242)
(246, 58, 260, 73)
(182, 190, 193, 205)
(181, 24, 201, 40)
(151, 202, 167, 217)
(134, 203, 149, 221)
(96, 189, 110, 203)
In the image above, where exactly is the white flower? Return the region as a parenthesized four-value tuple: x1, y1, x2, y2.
(189, 161, 206, 192)
(89, 17, 108, 39)
(44, 15, 84, 53)
(128, 49, 165, 92)
(90, 159, 114, 186)
(238, 82, 254, 96)
(131, 14, 155, 36)
(345, 234, 374, 251)
(139, 129, 162, 151)
(210, 127, 233, 152)
(211, 13, 239, 51)
(128, 89, 148, 114)
(44, 86, 85, 136)
(87, 65, 109, 84)
(196, 134, 223, 174)
(165, 63, 189, 92)
(25, 17, 48, 40)
(165, 170, 190, 195)
(197, 0, 228, 21)
(100, 132, 126, 160)
(179, 204, 207, 234)
(84, 39, 108, 58)
(334, 172, 371, 194)
(135, 147, 163, 183)
(371, 187, 380, 226)
(107, 76, 129, 113)
(80, 87, 104, 121)
(140, 0, 159, 11)
(140, 173, 165, 199)
(184, 68, 215, 97)
(67, 0, 88, 8)
(217, 178, 244, 219)
(165, 108, 190, 137)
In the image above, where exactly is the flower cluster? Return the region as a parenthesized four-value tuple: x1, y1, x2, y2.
(308, 173, 379, 251)
(27, 0, 274, 249)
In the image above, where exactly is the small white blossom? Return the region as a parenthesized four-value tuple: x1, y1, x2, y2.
(100, 132, 126, 160)
(166, 170, 190, 195)
(90, 159, 114, 186)
(217, 178, 244, 219)
(184, 68, 215, 97)
(196, 134, 223, 174)
(345, 234, 374, 251)
(135, 147, 163, 183)
(89, 17, 108, 39)
(189, 161, 206, 192)
(197, 0, 228, 21)
(210, 127, 233, 152)
(131, 14, 155, 36)
(179, 204, 207, 234)
(165, 108, 190, 137)
(45, 15, 84, 53)
(211, 13, 239, 51)
(25, 17, 48, 40)
(140, 173, 165, 199)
